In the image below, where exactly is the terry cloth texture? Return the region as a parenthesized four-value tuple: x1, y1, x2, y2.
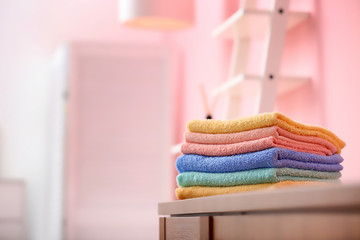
(176, 148, 343, 173)
(182, 135, 333, 156)
(185, 126, 337, 154)
(176, 168, 341, 187)
(175, 181, 333, 199)
(186, 112, 345, 153)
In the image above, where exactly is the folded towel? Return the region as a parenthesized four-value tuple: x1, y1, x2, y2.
(182, 135, 333, 156)
(185, 126, 337, 154)
(177, 148, 343, 173)
(175, 181, 333, 199)
(186, 112, 345, 153)
(177, 168, 341, 187)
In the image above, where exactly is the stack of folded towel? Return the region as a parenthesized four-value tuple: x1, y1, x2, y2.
(176, 112, 345, 199)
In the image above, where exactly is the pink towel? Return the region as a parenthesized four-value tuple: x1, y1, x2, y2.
(185, 126, 337, 154)
(182, 136, 334, 157)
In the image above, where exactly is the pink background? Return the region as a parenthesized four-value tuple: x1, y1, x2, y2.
(0, 0, 360, 239)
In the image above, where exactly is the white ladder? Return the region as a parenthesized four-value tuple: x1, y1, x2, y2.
(212, 0, 310, 119)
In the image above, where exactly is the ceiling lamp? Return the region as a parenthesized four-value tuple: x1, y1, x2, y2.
(119, 0, 195, 30)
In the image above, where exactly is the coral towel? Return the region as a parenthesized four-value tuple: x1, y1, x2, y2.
(185, 126, 337, 154)
(182, 135, 334, 156)
(186, 112, 345, 153)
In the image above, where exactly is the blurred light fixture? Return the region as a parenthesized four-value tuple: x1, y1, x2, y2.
(119, 0, 195, 30)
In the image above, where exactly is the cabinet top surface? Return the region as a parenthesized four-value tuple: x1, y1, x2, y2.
(158, 183, 360, 216)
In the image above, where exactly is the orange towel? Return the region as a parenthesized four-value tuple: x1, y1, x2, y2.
(175, 181, 334, 200)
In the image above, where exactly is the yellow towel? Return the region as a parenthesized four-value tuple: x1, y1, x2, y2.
(176, 181, 330, 200)
(187, 112, 345, 153)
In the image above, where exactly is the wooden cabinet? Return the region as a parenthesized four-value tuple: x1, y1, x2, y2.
(158, 184, 360, 240)
(160, 216, 210, 240)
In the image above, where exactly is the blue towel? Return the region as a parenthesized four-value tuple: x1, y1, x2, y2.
(176, 148, 343, 173)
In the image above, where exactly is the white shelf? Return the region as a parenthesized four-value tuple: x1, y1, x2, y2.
(213, 74, 310, 97)
(212, 9, 310, 39)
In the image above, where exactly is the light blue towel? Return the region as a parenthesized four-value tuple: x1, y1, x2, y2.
(177, 168, 342, 187)
(176, 148, 343, 173)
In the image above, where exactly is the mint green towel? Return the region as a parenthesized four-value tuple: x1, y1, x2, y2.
(176, 167, 341, 187)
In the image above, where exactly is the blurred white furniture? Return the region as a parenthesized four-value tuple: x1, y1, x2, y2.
(212, 0, 310, 118)
(64, 43, 174, 239)
(0, 180, 26, 240)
